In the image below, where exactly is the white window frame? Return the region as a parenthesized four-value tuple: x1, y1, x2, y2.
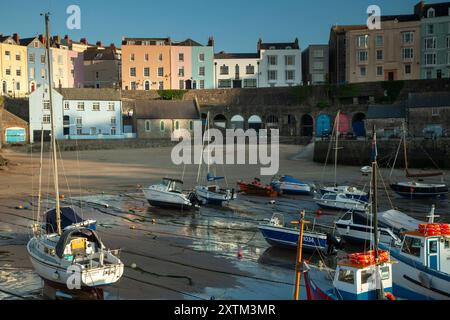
(64, 101, 70, 110)
(358, 50, 368, 63)
(77, 102, 85, 111)
(92, 102, 100, 111)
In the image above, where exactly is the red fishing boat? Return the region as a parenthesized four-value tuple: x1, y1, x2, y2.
(237, 178, 280, 197)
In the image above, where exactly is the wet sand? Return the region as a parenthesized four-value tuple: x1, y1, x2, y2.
(0, 145, 448, 300)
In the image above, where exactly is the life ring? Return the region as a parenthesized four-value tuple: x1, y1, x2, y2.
(385, 292, 395, 301)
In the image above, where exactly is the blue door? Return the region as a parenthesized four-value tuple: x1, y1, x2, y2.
(428, 239, 439, 271)
(353, 120, 366, 137)
(316, 114, 331, 137)
(5, 128, 26, 143)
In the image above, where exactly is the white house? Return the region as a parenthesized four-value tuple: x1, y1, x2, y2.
(213, 52, 260, 89)
(258, 38, 302, 87)
(29, 86, 125, 142)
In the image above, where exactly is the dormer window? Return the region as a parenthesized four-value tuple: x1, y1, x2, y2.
(427, 8, 435, 18)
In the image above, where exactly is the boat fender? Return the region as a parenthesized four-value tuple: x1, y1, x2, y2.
(131, 263, 137, 269)
(269, 200, 276, 205)
(152, 219, 156, 224)
(237, 248, 243, 259)
(385, 292, 395, 301)
(315, 209, 323, 216)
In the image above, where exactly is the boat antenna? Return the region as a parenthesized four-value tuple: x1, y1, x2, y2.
(371, 125, 383, 300)
(427, 205, 439, 223)
(43, 12, 62, 236)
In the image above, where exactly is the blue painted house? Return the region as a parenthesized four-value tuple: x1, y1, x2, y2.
(191, 37, 214, 89)
(19, 36, 47, 93)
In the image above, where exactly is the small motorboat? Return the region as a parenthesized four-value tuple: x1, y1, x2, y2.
(237, 178, 280, 197)
(320, 186, 369, 202)
(44, 207, 97, 233)
(360, 166, 372, 175)
(390, 181, 448, 199)
(271, 175, 311, 195)
(195, 174, 236, 205)
(143, 178, 200, 209)
(335, 210, 402, 246)
(315, 193, 368, 212)
(258, 213, 342, 252)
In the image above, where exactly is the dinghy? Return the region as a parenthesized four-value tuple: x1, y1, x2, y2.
(238, 178, 280, 197)
(271, 176, 311, 195)
(315, 193, 368, 212)
(143, 178, 200, 209)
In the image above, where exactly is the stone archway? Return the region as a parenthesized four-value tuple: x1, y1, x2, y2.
(301, 114, 314, 137)
(248, 115, 263, 132)
(230, 115, 245, 129)
(213, 114, 227, 129)
(352, 112, 366, 137)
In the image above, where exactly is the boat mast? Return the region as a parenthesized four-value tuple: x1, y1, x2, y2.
(334, 111, 340, 186)
(44, 13, 62, 236)
(402, 121, 409, 177)
(293, 210, 308, 300)
(371, 125, 383, 300)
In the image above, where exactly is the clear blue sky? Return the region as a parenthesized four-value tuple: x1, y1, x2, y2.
(1, 0, 421, 52)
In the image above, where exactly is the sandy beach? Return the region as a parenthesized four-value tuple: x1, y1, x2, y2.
(0, 144, 448, 300)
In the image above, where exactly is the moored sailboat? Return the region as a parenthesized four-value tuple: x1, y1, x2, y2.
(27, 14, 123, 288)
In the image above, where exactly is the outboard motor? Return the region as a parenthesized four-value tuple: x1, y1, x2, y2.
(326, 233, 344, 255)
(188, 192, 202, 207)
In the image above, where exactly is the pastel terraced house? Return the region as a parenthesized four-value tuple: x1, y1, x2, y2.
(19, 35, 47, 93)
(0, 34, 28, 97)
(416, 1, 450, 79)
(122, 37, 172, 90)
(170, 40, 193, 90)
(50, 36, 84, 88)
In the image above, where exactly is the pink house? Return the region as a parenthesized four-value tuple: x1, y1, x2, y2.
(170, 41, 193, 90)
(69, 50, 84, 88)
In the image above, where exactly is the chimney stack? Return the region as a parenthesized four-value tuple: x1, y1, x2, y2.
(96, 41, 102, 47)
(38, 34, 45, 45)
(207, 36, 214, 47)
(80, 38, 88, 45)
(13, 33, 20, 44)
(257, 38, 262, 51)
(64, 35, 72, 45)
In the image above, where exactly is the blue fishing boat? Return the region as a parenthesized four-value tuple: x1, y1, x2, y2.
(271, 176, 311, 195)
(258, 213, 341, 252)
(304, 128, 396, 301)
(379, 221, 450, 300)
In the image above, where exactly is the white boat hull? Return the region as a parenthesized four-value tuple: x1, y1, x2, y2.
(143, 187, 192, 209)
(194, 186, 234, 205)
(27, 237, 124, 288)
(316, 199, 367, 212)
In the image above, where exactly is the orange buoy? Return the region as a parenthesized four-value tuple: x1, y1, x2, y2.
(385, 292, 395, 301)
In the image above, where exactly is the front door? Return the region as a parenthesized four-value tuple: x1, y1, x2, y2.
(388, 72, 395, 81)
(428, 239, 439, 271)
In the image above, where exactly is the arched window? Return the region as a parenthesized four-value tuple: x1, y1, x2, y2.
(145, 120, 151, 132)
(189, 121, 194, 131)
(428, 8, 435, 18)
(175, 120, 180, 130)
(160, 121, 165, 132)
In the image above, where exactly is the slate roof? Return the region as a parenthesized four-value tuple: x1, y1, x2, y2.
(0, 35, 15, 43)
(214, 52, 259, 59)
(56, 88, 121, 101)
(259, 41, 299, 50)
(422, 2, 450, 17)
(381, 14, 420, 22)
(134, 100, 200, 120)
(19, 37, 40, 47)
(83, 48, 118, 61)
(174, 38, 203, 47)
(366, 104, 406, 119)
(408, 92, 450, 108)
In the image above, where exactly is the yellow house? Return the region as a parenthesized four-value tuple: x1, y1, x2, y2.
(0, 34, 28, 97)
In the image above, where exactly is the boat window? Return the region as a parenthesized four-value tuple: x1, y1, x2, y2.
(445, 240, 450, 249)
(401, 237, 422, 257)
(380, 266, 390, 280)
(429, 240, 438, 254)
(338, 269, 355, 284)
(360, 269, 374, 284)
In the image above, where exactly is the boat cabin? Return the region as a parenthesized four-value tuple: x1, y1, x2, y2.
(400, 229, 450, 274)
(332, 254, 393, 300)
(162, 178, 184, 194)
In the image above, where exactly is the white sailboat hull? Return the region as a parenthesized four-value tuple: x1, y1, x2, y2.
(27, 237, 124, 288)
(316, 198, 367, 212)
(194, 186, 234, 205)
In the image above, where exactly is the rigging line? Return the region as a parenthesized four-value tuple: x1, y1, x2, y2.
(56, 140, 75, 209)
(37, 125, 45, 224)
(74, 137, 84, 219)
(390, 136, 403, 179)
(320, 113, 338, 183)
(377, 163, 395, 210)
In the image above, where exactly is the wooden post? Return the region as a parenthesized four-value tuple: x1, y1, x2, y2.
(293, 210, 307, 300)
